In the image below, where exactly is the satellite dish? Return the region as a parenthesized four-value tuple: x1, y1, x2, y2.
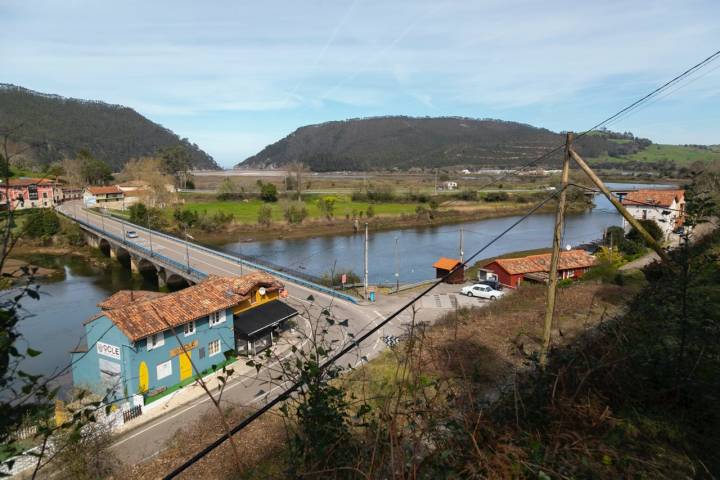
(565, 244, 572, 251)
(258, 287, 266, 296)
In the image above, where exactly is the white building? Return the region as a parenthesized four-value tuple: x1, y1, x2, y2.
(442, 181, 458, 191)
(620, 189, 685, 239)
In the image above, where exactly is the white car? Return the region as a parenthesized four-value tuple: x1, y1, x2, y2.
(126, 231, 139, 239)
(461, 283, 505, 300)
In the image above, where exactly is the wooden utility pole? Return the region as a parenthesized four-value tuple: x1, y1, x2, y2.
(540, 132, 572, 366)
(568, 149, 669, 263)
(364, 222, 369, 300)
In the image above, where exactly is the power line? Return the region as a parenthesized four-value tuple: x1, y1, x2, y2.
(162, 189, 561, 479)
(164, 49, 720, 477)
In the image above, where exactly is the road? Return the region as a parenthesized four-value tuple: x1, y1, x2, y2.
(57, 202, 428, 466)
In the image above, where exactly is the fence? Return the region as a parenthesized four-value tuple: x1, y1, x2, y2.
(63, 208, 358, 304)
(122, 405, 142, 423)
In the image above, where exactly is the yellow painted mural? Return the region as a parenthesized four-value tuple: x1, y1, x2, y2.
(138, 361, 149, 393)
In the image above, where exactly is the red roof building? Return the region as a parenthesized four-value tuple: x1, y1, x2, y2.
(484, 250, 597, 288)
(0, 177, 60, 210)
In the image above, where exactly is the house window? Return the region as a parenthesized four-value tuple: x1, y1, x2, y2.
(147, 331, 165, 350)
(208, 339, 221, 357)
(184, 321, 196, 336)
(156, 360, 172, 380)
(209, 310, 225, 327)
(642, 209, 647, 220)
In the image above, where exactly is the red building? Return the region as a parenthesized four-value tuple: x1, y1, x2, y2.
(0, 178, 60, 211)
(432, 257, 465, 284)
(484, 250, 597, 288)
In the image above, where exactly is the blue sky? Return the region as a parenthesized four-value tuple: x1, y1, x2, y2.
(2, 1, 719, 168)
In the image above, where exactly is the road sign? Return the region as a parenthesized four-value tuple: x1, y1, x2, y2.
(341, 274, 347, 284)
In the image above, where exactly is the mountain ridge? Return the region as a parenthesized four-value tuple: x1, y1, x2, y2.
(0, 84, 219, 171)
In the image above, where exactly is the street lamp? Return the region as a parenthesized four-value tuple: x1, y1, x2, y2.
(184, 226, 194, 273)
(147, 213, 153, 257)
(101, 208, 105, 232)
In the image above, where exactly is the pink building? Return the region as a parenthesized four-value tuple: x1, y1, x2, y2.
(0, 178, 59, 211)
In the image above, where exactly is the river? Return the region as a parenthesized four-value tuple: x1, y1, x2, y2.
(13, 181, 675, 389)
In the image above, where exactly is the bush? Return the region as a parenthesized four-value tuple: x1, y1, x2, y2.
(173, 208, 199, 228)
(216, 192, 245, 201)
(319, 270, 362, 287)
(24, 209, 60, 238)
(317, 196, 336, 219)
(283, 201, 308, 224)
(484, 192, 509, 202)
(454, 189, 478, 201)
(128, 203, 149, 226)
(366, 205, 375, 218)
(627, 219, 664, 244)
(260, 183, 278, 202)
(257, 205, 273, 227)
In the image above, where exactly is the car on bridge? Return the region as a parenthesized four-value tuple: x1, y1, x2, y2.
(126, 230, 139, 239)
(460, 283, 505, 300)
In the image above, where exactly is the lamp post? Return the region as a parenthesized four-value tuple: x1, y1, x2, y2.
(394, 236, 400, 293)
(184, 226, 194, 273)
(101, 208, 105, 232)
(147, 213, 153, 257)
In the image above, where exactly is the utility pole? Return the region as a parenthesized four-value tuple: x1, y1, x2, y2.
(434, 168, 438, 194)
(459, 226, 464, 263)
(184, 226, 191, 273)
(568, 149, 669, 262)
(364, 222, 369, 301)
(394, 236, 400, 292)
(540, 132, 572, 366)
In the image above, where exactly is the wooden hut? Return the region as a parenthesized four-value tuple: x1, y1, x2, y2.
(432, 257, 464, 284)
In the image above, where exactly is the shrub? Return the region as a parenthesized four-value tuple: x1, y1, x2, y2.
(128, 203, 149, 226)
(627, 219, 663, 244)
(484, 192, 509, 202)
(24, 209, 60, 238)
(317, 196, 336, 219)
(216, 192, 245, 201)
(366, 205, 375, 218)
(283, 201, 308, 224)
(319, 270, 361, 287)
(173, 208, 199, 228)
(260, 183, 278, 202)
(257, 205, 273, 227)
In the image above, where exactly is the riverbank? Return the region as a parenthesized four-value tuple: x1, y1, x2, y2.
(188, 201, 588, 245)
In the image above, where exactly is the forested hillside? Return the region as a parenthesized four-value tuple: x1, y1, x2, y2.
(238, 116, 655, 171)
(0, 84, 218, 171)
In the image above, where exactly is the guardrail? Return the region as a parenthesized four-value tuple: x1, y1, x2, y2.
(63, 208, 358, 304)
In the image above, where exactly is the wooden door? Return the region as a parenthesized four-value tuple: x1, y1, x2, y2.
(179, 352, 192, 381)
(138, 361, 149, 393)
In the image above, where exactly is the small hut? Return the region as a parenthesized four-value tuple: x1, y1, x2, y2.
(432, 257, 464, 284)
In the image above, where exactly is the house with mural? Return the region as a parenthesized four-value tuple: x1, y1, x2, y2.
(620, 189, 685, 239)
(484, 249, 597, 288)
(71, 273, 298, 403)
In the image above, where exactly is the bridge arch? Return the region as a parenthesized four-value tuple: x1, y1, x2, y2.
(165, 273, 191, 291)
(98, 238, 112, 257)
(113, 246, 132, 269)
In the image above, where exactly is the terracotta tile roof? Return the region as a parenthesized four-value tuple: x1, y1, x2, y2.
(621, 189, 684, 208)
(4, 177, 56, 187)
(492, 250, 597, 275)
(433, 257, 462, 270)
(104, 273, 283, 341)
(97, 290, 167, 310)
(86, 185, 123, 195)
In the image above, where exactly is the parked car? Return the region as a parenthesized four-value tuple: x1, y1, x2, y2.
(126, 230, 139, 239)
(461, 283, 505, 300)
(479, 279, 503, 291)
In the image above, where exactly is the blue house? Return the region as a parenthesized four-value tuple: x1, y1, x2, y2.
(71, 273, 297, 404)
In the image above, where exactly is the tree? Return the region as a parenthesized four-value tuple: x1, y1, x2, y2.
(117, 157, 177, 207)
(24, 209, 60, 239)
(157, 145, 192, 188)
(257, 205, 273, 227)
(317, 196, 336, 219)
(283, 201, 308, 224)
(216, 178, 240, 201)
(128, 203, 149, 226)
(366, 205, 375, 218)
(288, 161, 306, 200)
(627, 219, 663, 244)
(260, 183, 278, 202)
(77, 150, 112, 185)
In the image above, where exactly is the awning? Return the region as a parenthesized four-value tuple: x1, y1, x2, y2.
(233, 301, 299, 338)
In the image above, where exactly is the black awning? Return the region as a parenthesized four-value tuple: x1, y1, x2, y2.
(233, 301, 299, 338)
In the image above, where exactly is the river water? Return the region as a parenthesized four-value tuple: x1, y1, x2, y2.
(14, 181, 675, 388)
(218, 182, 676, 285)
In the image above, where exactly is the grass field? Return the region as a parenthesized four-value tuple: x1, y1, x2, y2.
(590, 144, 720, 166)
(181, 196, 421, 223)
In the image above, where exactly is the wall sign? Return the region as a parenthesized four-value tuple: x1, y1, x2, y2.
(169, 339, 198, 357)
(97, 341, 121, 360)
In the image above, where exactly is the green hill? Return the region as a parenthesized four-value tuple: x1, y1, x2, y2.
(237, 116, 676, 172)
(0, 84, 218, 171)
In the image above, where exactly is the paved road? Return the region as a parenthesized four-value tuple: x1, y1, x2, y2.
(57, 202, 435, 466)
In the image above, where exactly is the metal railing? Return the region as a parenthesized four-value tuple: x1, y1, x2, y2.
(62, 209, 358, 304)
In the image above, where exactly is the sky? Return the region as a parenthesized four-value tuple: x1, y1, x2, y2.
(1, 1, 719, 168)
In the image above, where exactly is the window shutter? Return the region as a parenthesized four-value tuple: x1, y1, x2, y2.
(199, 347, 205, 359)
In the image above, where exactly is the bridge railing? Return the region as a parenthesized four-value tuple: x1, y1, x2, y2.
(64, 209, 358, 304)
(60, 211, 208, 281)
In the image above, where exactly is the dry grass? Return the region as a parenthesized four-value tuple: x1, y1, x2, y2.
(124, 407, 286, 480)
